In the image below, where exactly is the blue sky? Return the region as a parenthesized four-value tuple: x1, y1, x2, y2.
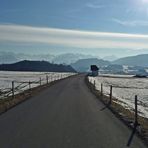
(0, 0, 148, 58)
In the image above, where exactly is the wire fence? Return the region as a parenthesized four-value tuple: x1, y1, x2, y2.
(87, 76, 148, 141)
(0, 73, 75, 100)
(88, 76, 148, 119)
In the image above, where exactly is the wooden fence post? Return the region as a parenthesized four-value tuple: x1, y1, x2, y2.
(51, 75, 53, 82)
(46, 75, 48, 84)
(29, 81, 31, 89)
(94, 80, 96, 90)
(40, 77, 42, 86)
(12, 81, 14, 98)
(29, 81, 31, 94)
(51, 75, 52, 82)
(110, 85, 112, 104)
(101, 83, 103, 96)
(135, 95, 138, 125)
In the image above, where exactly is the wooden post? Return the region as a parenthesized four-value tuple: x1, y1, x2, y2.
(135, 95, 138, 125)
(50, 75, 52, 82)
(101, 83, 103, 96)
(29, 81, 31, 89)
(29, 81, 31, 94)
(51, 75, 53, 82)
(94, 80, 96, 90)
(46, 75, 48, 84)
(110, 85, 112, 104)
(12, 81, 14, 98)
(40, 77, 42, 86)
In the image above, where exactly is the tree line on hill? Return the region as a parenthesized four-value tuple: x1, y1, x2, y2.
(0, 60, 76, 72)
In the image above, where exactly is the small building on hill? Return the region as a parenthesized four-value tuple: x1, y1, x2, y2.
(91, 65, 99, 76)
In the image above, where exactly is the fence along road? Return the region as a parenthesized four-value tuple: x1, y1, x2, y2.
(0, 73, 73, 99)
(0, 74, 147, 148)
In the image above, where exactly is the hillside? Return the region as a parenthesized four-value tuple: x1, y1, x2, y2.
(0, 60, 76, 72)
(103, 55, 118, 61)
(71, 58, 110, 72)
(53, 53, 99, 64)
(113, 54, 148, 67)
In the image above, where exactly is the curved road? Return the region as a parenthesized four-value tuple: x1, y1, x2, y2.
(0, 75, 147, 148)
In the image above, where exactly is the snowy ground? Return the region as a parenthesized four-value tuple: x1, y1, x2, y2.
(89, 75, 148, 119)
(0, 71, 76, 99)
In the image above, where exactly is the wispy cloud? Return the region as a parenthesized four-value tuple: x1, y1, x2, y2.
(142, 0, 148, 4)
(113, 18, 148, 27)
(85, 3, 105, 9)
(0, 24, 148, 50)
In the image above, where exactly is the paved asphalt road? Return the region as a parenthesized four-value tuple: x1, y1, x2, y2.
(0, 74, 147, 148)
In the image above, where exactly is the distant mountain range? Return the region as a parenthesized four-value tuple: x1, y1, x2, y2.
(112, 54, 148, 67)
(17, 53, 55, 62)
(0, 52, 99, 65)
(71, 58, 110, 72)
(2, 52, 148, 67)
(1, 51, 148, 74)
(71, 56, 148, 75)
(0, 52, 18, 64)
(0, 60, 76, 72)
(103, 55, 118, 61)
(0, 52, 55, 64)
(53, 53, 99, 64)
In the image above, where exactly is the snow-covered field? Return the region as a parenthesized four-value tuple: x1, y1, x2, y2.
(89, 75, 148, 118)
(0, 71, 76, 99)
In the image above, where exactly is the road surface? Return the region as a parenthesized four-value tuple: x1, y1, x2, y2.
(0, 74, 147, 148)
